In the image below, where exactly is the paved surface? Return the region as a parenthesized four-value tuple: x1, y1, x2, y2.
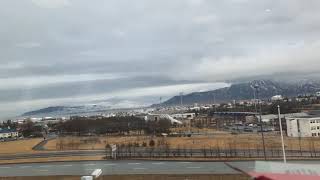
(0, 160, 241, 177)
(32, 133, 57, 151)
(0, 160, 319, 177)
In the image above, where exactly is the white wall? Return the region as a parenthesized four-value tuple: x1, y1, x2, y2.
(287, 118, 320, 137)
(287, 119, 298, 137)
(0, 131, 19, 139)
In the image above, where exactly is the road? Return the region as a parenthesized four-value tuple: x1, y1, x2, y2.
(0, 160, 240, 177)
(0, 160, 319, 177)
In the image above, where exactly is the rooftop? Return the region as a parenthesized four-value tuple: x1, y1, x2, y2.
(292, 115, 320, 119)
(0, 128, 17, 133)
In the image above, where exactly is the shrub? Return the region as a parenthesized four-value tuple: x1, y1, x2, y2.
(142, 142, 147, 147)
(149, 139, 155, 147)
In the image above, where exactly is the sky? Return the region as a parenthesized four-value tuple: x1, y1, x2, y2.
(1, 0, 320, 119)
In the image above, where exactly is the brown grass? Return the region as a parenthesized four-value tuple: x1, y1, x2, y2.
(170, 127, 228, 134)
(45, 136, 153, 150)
(0, 138, 42, 154)
(44, 133, 320, 151)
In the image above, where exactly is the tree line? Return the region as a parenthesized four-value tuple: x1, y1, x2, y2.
(190, 100, 319, 116)
(56, 116, 171, 136)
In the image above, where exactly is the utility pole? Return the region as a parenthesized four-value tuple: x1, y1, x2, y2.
(298, 119, 302, 156)
(278, 105, 286, 163)
(255, 85, 267, 160)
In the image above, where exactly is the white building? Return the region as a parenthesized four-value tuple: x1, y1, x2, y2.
(0, 129, 19, 139)
(316, 92, 320, 97)
(189, 107, 200, 111)
(145, 114, 182, 125)
(271, 95, 283, 101)
(258, 112, 309, 123)
(286, 116, 320, 137)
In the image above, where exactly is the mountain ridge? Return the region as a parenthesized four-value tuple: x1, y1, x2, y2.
(158, 79, 320, 106)
(21, 79, 320, 117)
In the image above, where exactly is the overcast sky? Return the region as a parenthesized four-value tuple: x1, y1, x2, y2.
(1, 0, 320, 119)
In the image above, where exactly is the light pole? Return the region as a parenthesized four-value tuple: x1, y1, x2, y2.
(298, 132, 302, 154)
(298, 119, 302, 156)
(255, 85, 267, 160)
(277, 105, 286, 163)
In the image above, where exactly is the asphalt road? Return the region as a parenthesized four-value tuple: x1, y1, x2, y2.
(0, 160, 319, 177)
(0, 160, 241, 177)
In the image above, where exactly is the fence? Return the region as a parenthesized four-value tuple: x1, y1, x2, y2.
(105, 146, 320, 159)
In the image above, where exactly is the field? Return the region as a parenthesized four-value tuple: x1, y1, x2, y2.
(44, 133, 320, 151)
(0, 138, 42, 154)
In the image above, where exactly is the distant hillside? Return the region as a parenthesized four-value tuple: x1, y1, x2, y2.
(20, 99, 146, 117)
(21, 105, 108, 117)
(159, 80, 320, 106)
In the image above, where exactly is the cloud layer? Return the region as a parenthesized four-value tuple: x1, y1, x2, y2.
(0, 0, 320, 118)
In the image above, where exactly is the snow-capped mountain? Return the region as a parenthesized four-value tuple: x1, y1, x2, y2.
(21, 100, 147, 117)
(159, 79, 320, 106)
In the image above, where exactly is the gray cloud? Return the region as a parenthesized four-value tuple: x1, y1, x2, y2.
(0, 0, 320, 118)
(0, 76, 203, 102)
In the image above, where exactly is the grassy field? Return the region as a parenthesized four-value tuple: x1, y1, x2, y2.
(44, 133, 320, 151)
(0, 138, 42, 154)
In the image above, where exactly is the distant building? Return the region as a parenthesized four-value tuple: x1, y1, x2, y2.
(145, 114, 182, 125)
(286, 115, 320, 137)
(192, 115, 217, 128)
(0, 128, 19, 139)
(245, 116, 256, 124)
(171, 113, 196, 120)
(271, 95, 283, 101)
(258, 112, 309, 123)
(189, 107, 200, 111)
(41, 117, 63, 125)
(200, 106, 211, 110)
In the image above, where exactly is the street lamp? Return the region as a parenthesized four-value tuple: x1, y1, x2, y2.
(254, 84, 267, 160)
(277, 105, 286, 163)
(298, 119, 302, 156)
